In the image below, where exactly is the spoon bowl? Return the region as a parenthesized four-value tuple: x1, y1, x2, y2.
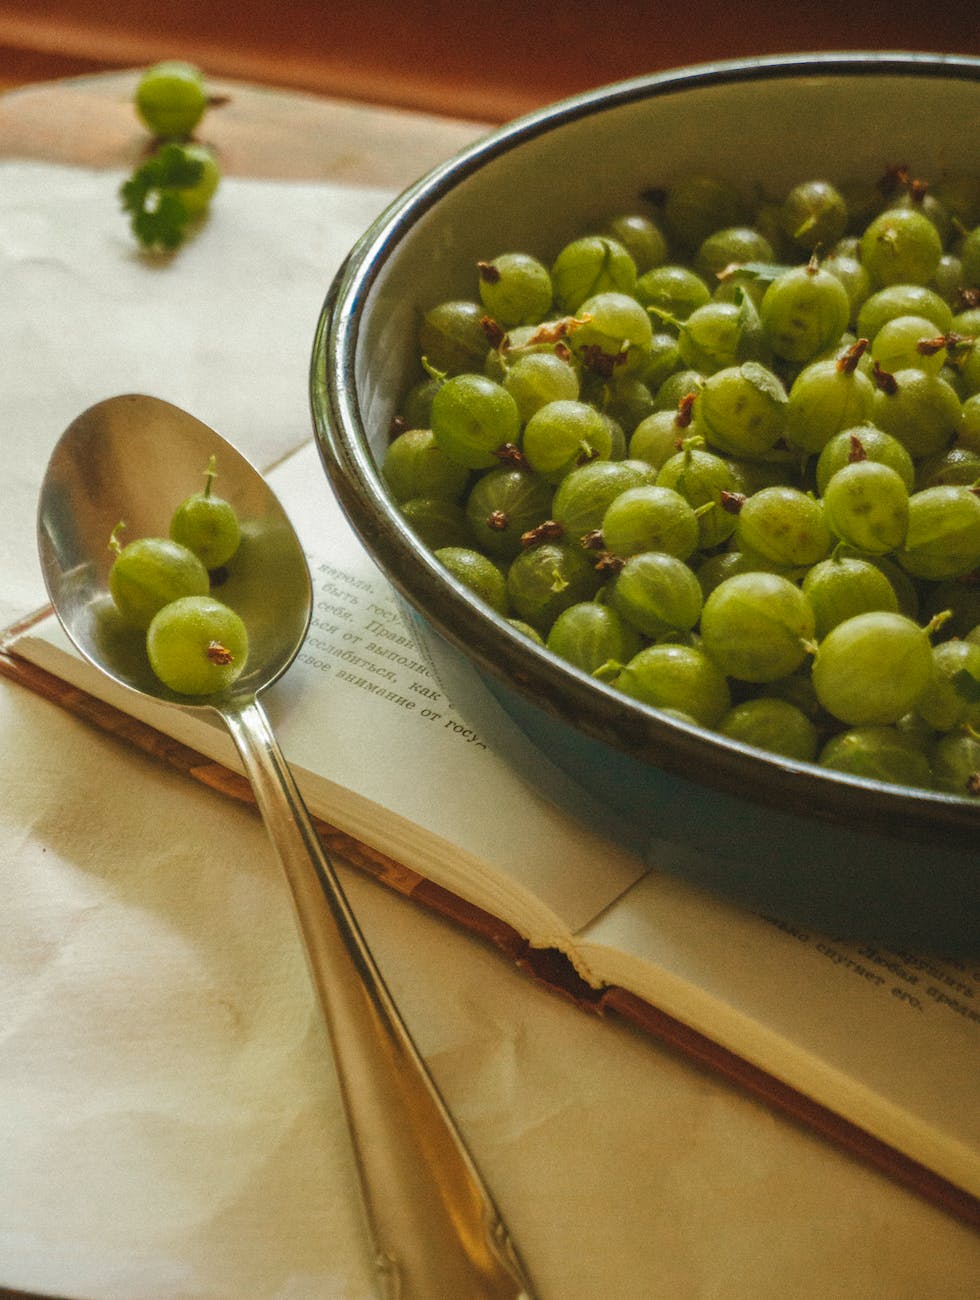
(37, 393, 311, 706)
(37, 393, 535, 1300)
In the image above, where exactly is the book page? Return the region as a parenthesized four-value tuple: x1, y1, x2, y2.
(13, 435, 979, 1196)
(579, 869, 980, 1197)
(12, 439, 648, 946)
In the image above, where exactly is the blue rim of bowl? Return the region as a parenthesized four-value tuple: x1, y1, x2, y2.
(311, 51, 980, 851)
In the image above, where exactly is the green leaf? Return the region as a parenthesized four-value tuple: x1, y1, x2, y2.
(150, 142, 206, 190)
(119, 143, 205, 251)
(726, 260, 796, 283)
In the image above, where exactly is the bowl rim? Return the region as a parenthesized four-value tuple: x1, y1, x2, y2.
(311, 51, 980, 853)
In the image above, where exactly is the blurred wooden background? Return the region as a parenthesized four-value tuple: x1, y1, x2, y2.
(1, 0, 978, 117)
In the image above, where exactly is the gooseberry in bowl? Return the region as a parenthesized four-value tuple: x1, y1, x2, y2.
(312, 52, 980, 953)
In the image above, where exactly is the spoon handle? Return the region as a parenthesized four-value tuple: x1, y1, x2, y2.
(220, 695, 536, 1300)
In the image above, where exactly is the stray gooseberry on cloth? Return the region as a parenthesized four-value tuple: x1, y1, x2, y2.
(120, 61, 224, 251)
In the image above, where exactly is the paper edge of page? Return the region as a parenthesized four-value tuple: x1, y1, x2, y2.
(577, 936, 980, 1202)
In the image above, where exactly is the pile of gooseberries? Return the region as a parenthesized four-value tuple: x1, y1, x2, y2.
(385, 166, 980, 798)
(107, 457, 248, 695)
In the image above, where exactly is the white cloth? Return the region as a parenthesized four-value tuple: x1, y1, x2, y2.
(1, 160, 978, 1300)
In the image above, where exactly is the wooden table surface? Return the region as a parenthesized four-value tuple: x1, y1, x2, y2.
(2, 1, 979, 119)
(0, 70, 488, 183)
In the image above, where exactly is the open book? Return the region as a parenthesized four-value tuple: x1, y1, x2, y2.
(3, 438, 978, 1228)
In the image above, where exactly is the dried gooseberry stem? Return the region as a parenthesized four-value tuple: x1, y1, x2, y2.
(525, 315, 589, 345)
(520, 519, 564, 548)
(916, 335, 950, 357)
(836, 337, 869, 373)
(579, 343, 627, 378)
(493, 442, 529, 469)
(202, 454, 217, 498)
(719, 490, 746, 515)
(872, 360, 899, 394)
(675, 392, 697, 427)
(206, 640, 234, 664)
(593, 551, 625, 575)
(847, 433, 868, 463)
(480, 315, 505, 348)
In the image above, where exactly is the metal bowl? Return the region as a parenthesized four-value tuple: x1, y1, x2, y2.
(311, 52, 980, 953)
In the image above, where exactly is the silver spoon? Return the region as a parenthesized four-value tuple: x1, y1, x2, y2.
(37, 393, 536, 1300)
